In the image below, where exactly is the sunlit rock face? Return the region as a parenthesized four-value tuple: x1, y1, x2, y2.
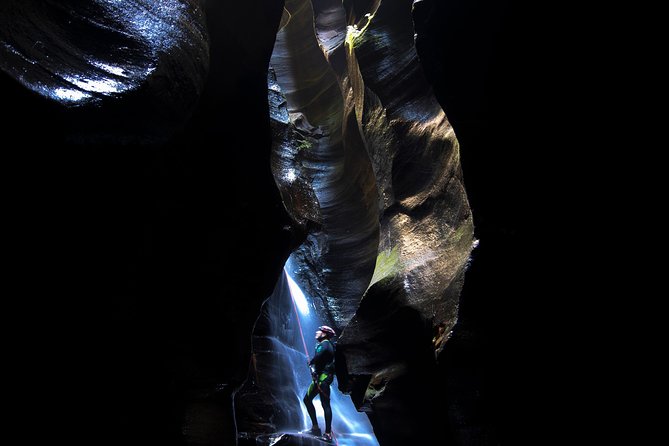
(269, 0, 381, 329)
(0, 0, 208, 143)
(268, 0, 476, 444)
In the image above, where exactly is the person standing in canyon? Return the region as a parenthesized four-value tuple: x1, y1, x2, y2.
(302, 325, 336, 442)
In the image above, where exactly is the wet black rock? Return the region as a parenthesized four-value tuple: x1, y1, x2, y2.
(0, 0, 209, 144)
(253, 432, 333, 446)
(2, 1, 292, 445)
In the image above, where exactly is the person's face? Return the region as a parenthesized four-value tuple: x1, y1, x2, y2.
(315, 330, 324, 340)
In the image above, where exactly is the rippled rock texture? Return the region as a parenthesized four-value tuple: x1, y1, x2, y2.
(3, 0, 477, 444)
(0, 0, 208, 143)
(1, 1, 292, 445)
(270, 0, 381, 328)
(264, 0, 476, 444)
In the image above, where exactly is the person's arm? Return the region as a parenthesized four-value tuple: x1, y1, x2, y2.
(308, 344, 320, 379)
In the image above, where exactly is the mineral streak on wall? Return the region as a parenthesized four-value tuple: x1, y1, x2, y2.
(268, 1, 476, 444)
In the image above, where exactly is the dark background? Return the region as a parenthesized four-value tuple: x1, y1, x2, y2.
(417, 1, 565, 443)
(2, 1, 567, 444)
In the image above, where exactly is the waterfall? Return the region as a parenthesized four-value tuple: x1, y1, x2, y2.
(237, 257, 379, 445)
(283, 256, 379, 445)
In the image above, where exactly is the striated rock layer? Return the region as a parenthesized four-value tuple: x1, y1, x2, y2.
(270, 0, 381, 328)
(0, 0, 209, 143)
(262, 0, 477, 444)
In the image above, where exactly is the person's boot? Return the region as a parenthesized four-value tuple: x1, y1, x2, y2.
(322, 432, 332, 442)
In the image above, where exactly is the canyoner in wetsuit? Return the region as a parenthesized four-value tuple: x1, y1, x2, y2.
(303, 325, 336, 442)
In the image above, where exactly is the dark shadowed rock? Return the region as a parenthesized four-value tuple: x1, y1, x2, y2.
(0, 0, 208, 143)
(1, 1, 292, 445)
(0, 0, 504, 444)
(253, 432, 334, 446)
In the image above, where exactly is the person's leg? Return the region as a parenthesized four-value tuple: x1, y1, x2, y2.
(318, 374, 333, 435)
(302, 383, 320, 433)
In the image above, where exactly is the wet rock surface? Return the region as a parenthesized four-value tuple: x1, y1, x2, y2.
(2, 1, 535, 445)
(235, 273, 310, 436)
(2, 1, 292, 445)
(256, 1, 475, 445)
(245, 432, 334, 446)
(269, 0, 381, 329)
(0, 0, 208, 144)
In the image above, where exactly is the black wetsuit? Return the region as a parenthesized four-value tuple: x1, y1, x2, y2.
(303, 338, 335, 434)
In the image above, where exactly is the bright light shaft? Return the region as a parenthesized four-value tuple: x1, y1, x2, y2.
(285, 269, 310, 316)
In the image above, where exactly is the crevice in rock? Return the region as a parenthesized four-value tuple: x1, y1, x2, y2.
(237, 1, 476, 445)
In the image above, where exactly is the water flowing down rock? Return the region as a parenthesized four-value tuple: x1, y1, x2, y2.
(235, 265, 380, 446)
